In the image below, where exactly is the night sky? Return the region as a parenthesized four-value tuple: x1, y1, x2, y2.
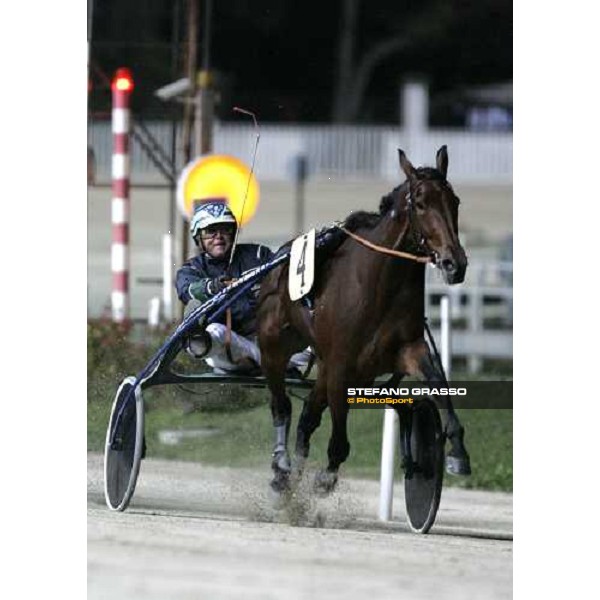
(89, 0, 512, 124)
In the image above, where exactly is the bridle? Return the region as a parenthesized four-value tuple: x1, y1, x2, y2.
(402, 181, 431, 258)
(392, 177, 458, 264)
(337, 177, 451, 264)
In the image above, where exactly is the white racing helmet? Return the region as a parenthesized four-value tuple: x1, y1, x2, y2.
(190, 200, 238, 241)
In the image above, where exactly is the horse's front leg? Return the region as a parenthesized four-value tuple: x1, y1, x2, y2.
(398, 339, 471, 476)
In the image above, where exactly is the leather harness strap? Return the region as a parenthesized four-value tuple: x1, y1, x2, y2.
(223, 274, 238, 364)
(224, 307, 235, 364)
(302, 350, 316, 379)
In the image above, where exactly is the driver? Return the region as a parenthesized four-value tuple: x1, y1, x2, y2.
(176, 200, 309, 375)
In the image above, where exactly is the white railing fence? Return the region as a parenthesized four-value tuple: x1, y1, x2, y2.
(88, 120, 512, 184)
(425, 260, 512, 373)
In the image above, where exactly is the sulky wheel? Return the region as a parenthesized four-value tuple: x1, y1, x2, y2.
(404, 397, 444, 534)
(104, 376, 145, 511)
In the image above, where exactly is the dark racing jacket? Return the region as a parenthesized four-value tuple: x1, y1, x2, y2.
(175, 244, 274, 336)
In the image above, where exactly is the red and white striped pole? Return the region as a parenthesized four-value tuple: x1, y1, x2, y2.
(111, 68, 134, 322)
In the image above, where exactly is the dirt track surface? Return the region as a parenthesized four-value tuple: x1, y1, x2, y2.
(88, 453, 512, 600)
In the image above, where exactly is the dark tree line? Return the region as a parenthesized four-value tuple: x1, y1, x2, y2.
(89, 0, 512, 124)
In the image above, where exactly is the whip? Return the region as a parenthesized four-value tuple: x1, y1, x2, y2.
(228, 106, 260, 269)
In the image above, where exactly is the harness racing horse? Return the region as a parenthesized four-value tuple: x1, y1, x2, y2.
(257, 146, 471, 494)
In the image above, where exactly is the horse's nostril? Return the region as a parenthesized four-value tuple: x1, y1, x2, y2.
(442, 259, 456, 273)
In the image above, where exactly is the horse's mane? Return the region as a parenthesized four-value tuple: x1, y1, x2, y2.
(344, 211, 380, 232)
(344, 184, 403, 232)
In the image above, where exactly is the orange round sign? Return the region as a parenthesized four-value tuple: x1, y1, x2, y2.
(177, 154, 260, 226)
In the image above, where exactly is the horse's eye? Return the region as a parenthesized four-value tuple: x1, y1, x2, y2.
(415, 201, 426, 211)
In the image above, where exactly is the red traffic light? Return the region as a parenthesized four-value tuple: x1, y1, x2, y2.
(112, 68, 134, 93)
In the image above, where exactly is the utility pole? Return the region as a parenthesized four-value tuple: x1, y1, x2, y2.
(162, 0, 181, 323)
(178, 0, 215, 321)
(87, 0, 94, 65)
(181, 0, 199, 274)
(195, 0, 214, 156)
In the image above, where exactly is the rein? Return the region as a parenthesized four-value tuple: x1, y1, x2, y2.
(336, 224, 431, 264)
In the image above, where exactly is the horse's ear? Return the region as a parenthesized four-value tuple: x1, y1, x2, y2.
(436, 145, 448, 179)
(398, 149, 417, 182)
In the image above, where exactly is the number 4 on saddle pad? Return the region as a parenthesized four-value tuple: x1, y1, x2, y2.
(288, 228, 316, 301)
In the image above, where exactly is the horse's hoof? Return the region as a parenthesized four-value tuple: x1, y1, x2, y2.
(270, 471, 290, 494)
(271, 451, 291, 474)
(445, 455, 471, 476)
(313, 470, 338, 495)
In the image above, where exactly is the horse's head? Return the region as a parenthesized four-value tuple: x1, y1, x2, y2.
(395, 146, 467, 284)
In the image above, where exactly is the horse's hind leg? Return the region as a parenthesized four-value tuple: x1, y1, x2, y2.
(295, 365, 328, 473)
(262, 353, 294, 493)
(398, 340, 471, 476)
